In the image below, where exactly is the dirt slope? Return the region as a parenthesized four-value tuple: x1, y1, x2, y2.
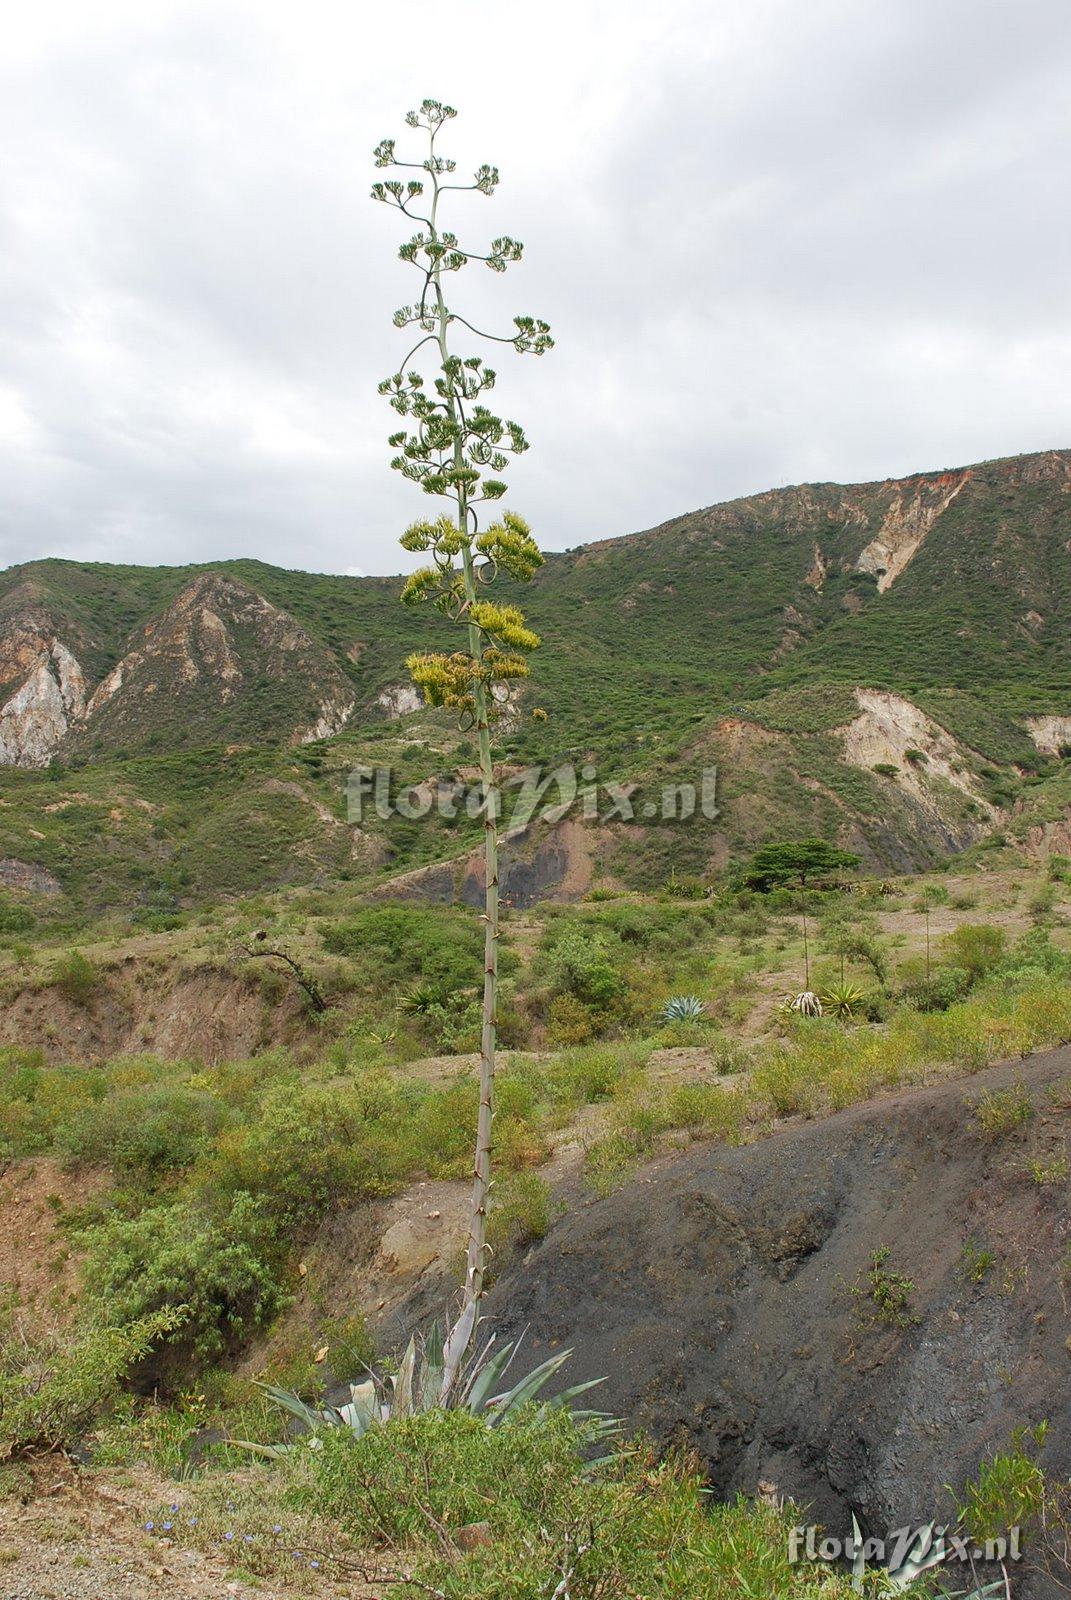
(488, 1048, 1071, 1596)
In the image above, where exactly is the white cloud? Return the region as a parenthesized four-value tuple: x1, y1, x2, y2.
(1, 0, 1070, 576)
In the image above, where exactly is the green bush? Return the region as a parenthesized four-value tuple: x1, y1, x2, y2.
(900, 963, 972, 1013)
(542, 924, 627, 1010)
(280, 1407, 861, 1599)
(487, 1172, 552, 1265)
(956, 1424, 1047, 1547)
(84, 1193, 285, 1375)
(972, 1083, 1033, 1139)
(51, 950, 101, 1006)
(0, 898, 34, 938)
(0, 1305, 182, 1458)
(321, 905, 484, 997)
(195, 1079, 414, 1230)
(59, 1080, 229, 1179)
(941, 923, 1006, 981)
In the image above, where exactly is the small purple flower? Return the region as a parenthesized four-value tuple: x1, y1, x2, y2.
(243, 1535, 254, 1544)
(272, 1525, 282, 1535)
(224, 1531, 235, 1542)
(144, 1521, 154, 1532)
(162, 1522, 173, 1533)
(310, 1559, 320, 1570)
(188, 1516, 198, 1527)
(169, 1504, 179, 1513)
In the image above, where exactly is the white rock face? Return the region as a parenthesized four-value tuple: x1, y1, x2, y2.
(840, 688, 990, 816)
(855, 472, 969, 592)
(377, 683, 422, 718)
(1024, 716, 1071, 756)
(0, 641, 87, 767)
(298, 697, 355, 743)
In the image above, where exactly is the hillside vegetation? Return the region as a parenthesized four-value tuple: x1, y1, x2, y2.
(2, 448, 1071, 923)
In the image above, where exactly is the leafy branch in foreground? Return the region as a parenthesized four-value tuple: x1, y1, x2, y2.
(372, 98, 553, 1398)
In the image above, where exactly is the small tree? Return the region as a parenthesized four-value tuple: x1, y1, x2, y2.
(742, 839, 860, 892)
(372, 100, 552, 1398)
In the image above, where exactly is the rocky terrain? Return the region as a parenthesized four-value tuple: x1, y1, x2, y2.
(489, 1049, 1071, 1598)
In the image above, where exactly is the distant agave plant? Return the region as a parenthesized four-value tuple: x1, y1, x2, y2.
(231, 1323, 617, 1460)
(783, 990, 823, 1018)
(659, 995, 706, 1023)
(819, 981, 865, 1020)
(401, 985, 441, 1015)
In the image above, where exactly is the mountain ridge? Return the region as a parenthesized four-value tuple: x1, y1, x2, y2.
(2, 446, 1070, 914)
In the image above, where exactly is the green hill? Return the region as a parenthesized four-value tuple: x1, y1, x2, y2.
(2, 446, 1070, 920)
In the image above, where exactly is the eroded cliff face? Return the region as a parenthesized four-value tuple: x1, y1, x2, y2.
(0, 571, 357, 765)
(87, 573, 294, 718)
(854, 470, 970, 592)
(0, 633, 87, 767)
(1025, 715, 1071, 756)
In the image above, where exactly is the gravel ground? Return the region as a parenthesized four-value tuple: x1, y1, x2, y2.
(0, 1465, 372, 1600)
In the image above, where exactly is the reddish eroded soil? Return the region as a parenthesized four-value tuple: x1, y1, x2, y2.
(0, 1161, 105, 1333)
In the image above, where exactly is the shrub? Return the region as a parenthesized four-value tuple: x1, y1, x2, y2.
(279, 1407, 862, 1599)
(956, 1424, 1047, 1548)
(541, 924, 626, 1010)
(972, 1083, 1033, 1139)
(1028, 881, 1058, 922)
(51, 951, 100, 1006)
(959, 1239, 995, 1283)
(487, 1172, 552, 1265)
(545, 993, 597, 1046)
(998, 928, 1071, 984)
(421, 991, 483, 1054)
(197, 1079, 418, 1229)
(852, 1247, 919, 1330)
(321, 905, 484, 998)
(1047, 855, 1071, 884)
(0, 899, 34, 939)
(83, 1193, 285, 1375)
(0, 1305, 182, 1458)
(942, 924, 1006, 982)
(1026, 1154, 1068, 1186)
(59, 1081, 229, 1179)
(900, 964, 972, 1012)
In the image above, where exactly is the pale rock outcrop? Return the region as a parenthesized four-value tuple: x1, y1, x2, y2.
(1024, 715, 1071, 756)
(840, 689, 991, 836)
(854, 471, 970, 592)
(0, 640, 87, 767)
(377, 683, 422, 718)
(298, 697, 355, 743)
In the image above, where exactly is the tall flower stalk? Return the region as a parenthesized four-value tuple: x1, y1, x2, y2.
(372, 99, 552, 1398)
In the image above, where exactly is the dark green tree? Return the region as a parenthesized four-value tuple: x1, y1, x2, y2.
(742, 839, 860, 892)
(372, 99, 552, 1397)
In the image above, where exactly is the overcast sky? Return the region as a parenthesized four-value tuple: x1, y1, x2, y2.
(2, 0, 1069, 577)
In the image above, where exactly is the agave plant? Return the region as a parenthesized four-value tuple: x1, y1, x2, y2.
(818, 981, 865, 1020)
(659, 995, 706, 1023)
(401, 985, 441, 1016)
(231, 1323, 617, 1460)
(849, 1516, 1002, 1595)
(782, 990, 823, 1018)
